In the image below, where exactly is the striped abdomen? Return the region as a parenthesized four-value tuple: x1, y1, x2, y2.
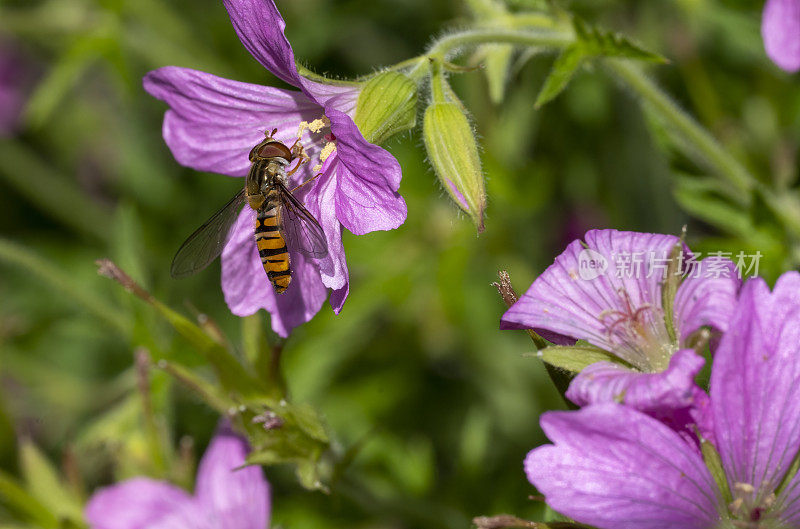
(255, 194, 291, 294)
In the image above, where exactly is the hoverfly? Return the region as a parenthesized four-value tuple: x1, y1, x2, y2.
(170, 130, 329, 294)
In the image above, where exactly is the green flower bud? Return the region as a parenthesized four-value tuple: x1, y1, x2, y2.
(423, 102, 487, 232)
(354, 71, 417, 145)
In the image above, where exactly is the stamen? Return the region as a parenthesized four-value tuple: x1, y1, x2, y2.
(596, 288, 673, 371)
(728, 482, 780, 528)
(297, 116, 331, 138)
(319, 141, 336, 162)
(313, 141, 337, 172)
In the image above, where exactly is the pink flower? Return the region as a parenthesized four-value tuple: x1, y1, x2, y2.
(525, 272, 800, 529)
(762, 0, 800, 72)
(86, 430, 270, 529)
(144, 0, 406, 336)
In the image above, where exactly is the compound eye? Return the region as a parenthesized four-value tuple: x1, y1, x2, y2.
(257, 141, 293, 161)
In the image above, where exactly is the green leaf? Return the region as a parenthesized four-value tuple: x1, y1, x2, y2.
(673, 176, 753, 237)
(19, 441, 84, 525)
(528, 343, 627, 373)
(0, 471, 58, 529)
(483, 44, 515, 104)
(242, 400, 330, 491)
(151, 299, 265, 396)
(96, 259, 266, 398)
(573, 17, 666, 63)
(534, 45, 587, 108)
(535, 18, 666, 108)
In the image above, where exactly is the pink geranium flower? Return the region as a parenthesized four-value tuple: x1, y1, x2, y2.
(762, 0, 800, 72)
(86, 430, 270, 529)
(144, 0, 406, 336)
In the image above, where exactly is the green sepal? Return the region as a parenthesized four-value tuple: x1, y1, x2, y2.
(700, 438, 732, 505)
(354, 71, 417, 145)
(776, 444, 800, 497)
(241, 400, 330, 491)
(527, 342, 628, 373)
(484, 44, 515, 104)
(661, 236, 685, 344)
(423, 102, 487, 232)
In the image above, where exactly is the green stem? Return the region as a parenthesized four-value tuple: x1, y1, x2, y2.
(429, 59, 448, 104)
(295, 63, 361, 86)
(605, 60, 756, 204)
(427, 28, 572, 58)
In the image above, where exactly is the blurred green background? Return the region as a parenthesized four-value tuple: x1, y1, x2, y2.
(0, 0, 797, 527)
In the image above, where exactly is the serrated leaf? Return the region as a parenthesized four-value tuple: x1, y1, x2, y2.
(573, 17, 667, 63)
(534, 45, 587, 108)
(536, 19, 666, 108)
(240, 400, 330, 491)
(527, 343, 625, 373)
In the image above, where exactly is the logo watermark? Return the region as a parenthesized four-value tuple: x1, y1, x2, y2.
(578, 249, 609, 280)
(576, 250, 762, 280)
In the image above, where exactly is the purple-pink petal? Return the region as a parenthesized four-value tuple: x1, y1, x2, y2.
(673, 257, 741, 346)
(762, 0, 800, 72)
(501, 230, 681, 368)
(85, 478, 210, 529)
(566, 348, 705, 412)
(221, 207, 328, 337)
(221, 0, 361, 114)
(300, 80, 361, 118)
(710, 272, 800, 495)
(195, 430, 270, 529)
(526, 404, 720, 529)
(304, 157, 349, 296)
(144, 67, 320, 176)
(222, 0, 302, 87)
(327, 109, 406, 235)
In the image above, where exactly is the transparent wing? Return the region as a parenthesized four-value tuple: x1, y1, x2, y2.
(277, 183, 329, 259)
(170, 190, 246, 278)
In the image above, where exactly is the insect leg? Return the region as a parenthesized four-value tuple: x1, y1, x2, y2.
(290, 172, 323, 193)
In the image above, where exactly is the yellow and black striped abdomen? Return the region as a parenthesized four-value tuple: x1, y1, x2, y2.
(255, 203, 291, 294)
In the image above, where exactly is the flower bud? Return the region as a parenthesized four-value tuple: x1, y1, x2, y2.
(353, 71, 417, 145)
(423, 102, 486, 232)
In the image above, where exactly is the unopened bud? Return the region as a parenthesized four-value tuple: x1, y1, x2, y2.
(354, 71, 417, 145)
(423, 102, 486, 232)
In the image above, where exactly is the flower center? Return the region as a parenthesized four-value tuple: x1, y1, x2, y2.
(720, 483, 787, 529)
(597, 288, 676, 371)
(296, 116, 337, 173)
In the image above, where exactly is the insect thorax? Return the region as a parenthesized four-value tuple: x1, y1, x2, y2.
(246, 159, 289, 210)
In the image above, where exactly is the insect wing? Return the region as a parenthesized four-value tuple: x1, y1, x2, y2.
(170, 190, 246, 278)
(277, 183, 329, 259)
